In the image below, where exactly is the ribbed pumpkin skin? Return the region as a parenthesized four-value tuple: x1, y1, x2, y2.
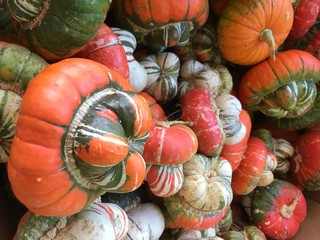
(250, 179, 307, 240)
(217, 0, 294, 65)
(75, 23, 130, 80)
(0, 42, 48, 163)
(290, 131, 320, 191)
(238, 50, 320, 130)
(7, 58, 152, 217)
(231, 136, 268, 195)
(2, 0, 110, 60)
(181, 88, 225, 157)
(220, 109, 252, 171)
(112, 0, 209, 52)
(14, 202, 129, 240)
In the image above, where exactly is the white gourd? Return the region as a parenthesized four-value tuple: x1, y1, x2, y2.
(112, 27, 148, 92)
(125, 202, 165, 240)
(178, 59, 221, 99)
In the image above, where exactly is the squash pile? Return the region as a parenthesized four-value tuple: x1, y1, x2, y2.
(0, 0, 319, 239)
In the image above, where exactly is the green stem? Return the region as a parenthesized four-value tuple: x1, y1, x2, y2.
(259, 29, 276, 61)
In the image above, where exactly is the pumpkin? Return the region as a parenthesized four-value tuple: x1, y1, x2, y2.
(250, 179, 307, 240)
(145, 163, 184, 197)
(290, 131, 320, 191)
(0, 41, 48, 163)
(181, 88, 225, 157)
(142, 119, 198, 197)
(139, 92, 167, 121)
(222, 226, 267, 240)
(74, 23, 130, 81)
(191, 16, 224, 65)
(304, 30, 320, 59)
(125, 202, 165, 240)
(178, 59, 223, 99)
(7, 58, 152, 217)
(1, 0, 111, 60)
(111, 0, 209, 52)
(140, 52, 180, 104)
(112, 27, 149, 92)
(218, 100, 252, 171)
(164, 153, 233, 230)
(273, 138, 294, 177)
(217, 0, 294, 65)
(14, 202, 129, 240)
(231, 136, 268, 195)
(237, 49, 320, 130)
(171, 226, 221, 240)
(286, 0, 320, 43)
(142, 120, 198, 166)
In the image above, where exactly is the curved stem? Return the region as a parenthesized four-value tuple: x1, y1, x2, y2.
(259, 29, 276, 61)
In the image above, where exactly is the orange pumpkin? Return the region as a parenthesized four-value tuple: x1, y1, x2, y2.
(217, 0, 294, 65)
(7, 58, 152, 217)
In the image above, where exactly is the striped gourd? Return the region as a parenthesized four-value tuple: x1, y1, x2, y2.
(140, 52, 180, 104)
(7, 58, 152, 217)
(14, 202, 129, 240)
(112, 27, 148, 92)
(0, 41, 48, 163)
(1, 0, 111, 60)
(145, 163, 184, 197)
(164, 153, 233, 230)
(178, 59, 222, 99)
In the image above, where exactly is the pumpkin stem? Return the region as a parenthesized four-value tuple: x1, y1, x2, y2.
(156, 120, 193, 128)
(279, 195, 299, 218)
(259, 29, 276, 61)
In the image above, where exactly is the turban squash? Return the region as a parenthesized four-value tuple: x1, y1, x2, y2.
(7, 58, 152, 217)
(237, 49, 320, 130)
(1, 0, 111, 60)
(111, 0, 209, 53)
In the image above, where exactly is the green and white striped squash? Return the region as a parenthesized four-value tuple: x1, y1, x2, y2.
(140, 52, 180, 104)
(0, 41, 48, 163)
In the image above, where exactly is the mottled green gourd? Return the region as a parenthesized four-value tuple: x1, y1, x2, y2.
(1, 0, 111, 60)
(0, 41, 48, 163)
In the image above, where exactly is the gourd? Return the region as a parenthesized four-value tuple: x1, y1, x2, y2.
(75, 23, 130, 81)
(285, 0, 320, 48)
(222, 226, 267, 240)
(111, 0, 209, 52)
(7, 58, 152, 217)
(1, 0, 111, 60)
(112, 27, 148, 92)
(290, 131, 320, 191)
(219, 107, 251, 171)
(178, 59, 223, 99)
(125, 202, 165, 240)
(231, 136, 268, 195)
(164, 153, 233, 230)
(250, 179, 307, 240)
(181, 88, 225, 157)
(0, 41, 48, 163)
(217, 0, 294, 65)
(143, 120, 198, 197)
(237, 49, 320, 130)
(14, 202, 129, 240)
(140, 52, 180, 104)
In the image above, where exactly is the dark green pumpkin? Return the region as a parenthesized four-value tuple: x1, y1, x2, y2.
(1, 0, 111, 60)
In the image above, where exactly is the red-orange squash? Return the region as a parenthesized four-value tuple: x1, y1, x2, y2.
(111, 0, 209, 52)
(7, 58, 152, 217)
(231, 136, 268, 195)
(217, 0, 294, 65)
